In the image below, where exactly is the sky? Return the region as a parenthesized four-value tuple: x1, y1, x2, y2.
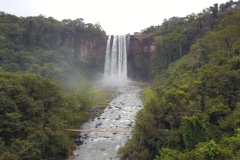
(0, 0, 230, 35)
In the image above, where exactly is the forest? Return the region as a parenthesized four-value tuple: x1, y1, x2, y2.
(118, 0, 240, 159)
(0, 11, 109, 159)
(1, 0, 240, 159)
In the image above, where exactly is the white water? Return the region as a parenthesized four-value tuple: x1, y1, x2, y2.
(72, 85, 143, 160)
(71, 35, 140, 160)
(103, 35, 129, 84)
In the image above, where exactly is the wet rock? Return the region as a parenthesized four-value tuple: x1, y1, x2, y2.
(127, 123, 132, 126)
(120, 102, 125, 105)
(83, 133, 89, 138)
(74, 135, 83, 146)
(115, 115, 121, 120)
(96, 122, 102, 126)
(104, 136, 111, 139)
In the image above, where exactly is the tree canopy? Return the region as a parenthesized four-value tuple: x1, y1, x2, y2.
(0, 12, 106, 159)
(119, 1, 240, 159)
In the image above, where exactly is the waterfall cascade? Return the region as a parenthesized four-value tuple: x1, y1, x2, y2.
(104, 35, 130, 83)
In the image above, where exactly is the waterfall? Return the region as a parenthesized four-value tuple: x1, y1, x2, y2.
(104, 35, 129, 82)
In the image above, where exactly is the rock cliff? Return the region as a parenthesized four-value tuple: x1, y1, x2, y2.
(73, 36, 108, 72)
(128, 35, 155, 81)
(74, 35, 155, 81)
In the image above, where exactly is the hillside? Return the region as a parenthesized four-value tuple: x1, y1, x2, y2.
(1, 0, 240, 159)
(0, 12, 106, 92)
(118, 0, 240, 159)
(0, 12, 110, 159)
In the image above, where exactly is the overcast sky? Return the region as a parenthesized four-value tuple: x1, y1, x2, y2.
(0, 0, 230, 35)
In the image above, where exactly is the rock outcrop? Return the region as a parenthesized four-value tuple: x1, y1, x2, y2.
(73, 36, 108, 71)
(127, 35, 155, 81)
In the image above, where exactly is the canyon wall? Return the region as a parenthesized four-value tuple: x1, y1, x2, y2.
(73, 36, 108, 72)
(128, 35, 155, 81)
(74, 35, 155, 81)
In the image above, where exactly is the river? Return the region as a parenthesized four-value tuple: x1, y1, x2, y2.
(72, 84, 143, 160)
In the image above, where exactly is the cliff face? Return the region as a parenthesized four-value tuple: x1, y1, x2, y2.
(73, 36, 108, 71)
(75, 35, 155, 81)
(127, 35, 155, 81)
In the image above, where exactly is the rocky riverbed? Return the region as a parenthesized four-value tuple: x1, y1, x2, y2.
(72, 84, 143, 160)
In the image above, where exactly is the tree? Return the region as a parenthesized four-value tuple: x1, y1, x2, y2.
(0, 72, 74, 159)
(154, 147, 182, 160)
(215, 25, 240, 56)
(163, 33, 187, 58)
(232, 40, 240, 56)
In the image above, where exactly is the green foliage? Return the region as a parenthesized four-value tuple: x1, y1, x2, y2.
(163, 32, 187, 58)
(0, 71, 102, 159)
(60, 93, 90, 127)
(149, 1, 240, 77)
(0, 72, 73, 159)
(0, 12, 106, 93)
(0, 13, 106, 158)
(154, 147, 182, 160)
(120, 2, 240, 160)
(140, 86, 155, 106)
(181, 116, 205, 150)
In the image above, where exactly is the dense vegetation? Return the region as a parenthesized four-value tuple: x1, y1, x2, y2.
(0, 11, 105, 91)
(0, 72, 92, 159)
(2, 0, 240, 159)
(0, 12, 107, 159)
(141, 0, 240, 75)
(119, 0, 240, 159)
